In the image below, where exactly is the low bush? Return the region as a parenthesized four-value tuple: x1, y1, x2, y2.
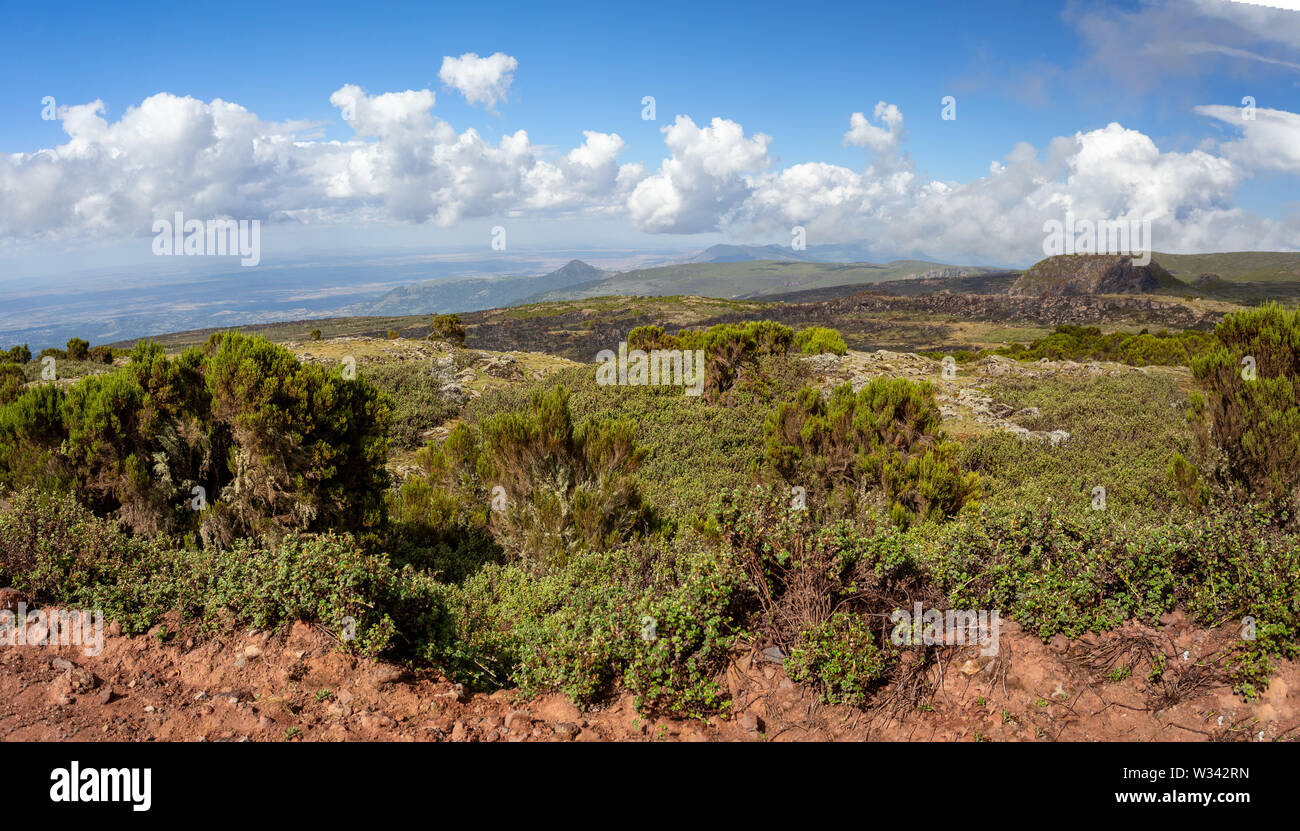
(794, 326, 848, 356)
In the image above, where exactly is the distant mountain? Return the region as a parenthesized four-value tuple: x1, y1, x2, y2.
(686, 242, 893, 264)
(1009, 255, 1187, 297)
(364, 259, 611, 315)
(518, 259, 1001, 304)
(687, 244, 825, 263)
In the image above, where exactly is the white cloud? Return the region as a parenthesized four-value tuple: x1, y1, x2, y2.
(1195, 104, 1300, 173)
(1, 85, 1296, 267)
(0, 85, 639, 241)
(627, 115, 771, 233)
(438, 52, 518, 109)
(843, 102, 904, 154)
(731, 117, 1288, 265)
(1068, 0, 1300, 92)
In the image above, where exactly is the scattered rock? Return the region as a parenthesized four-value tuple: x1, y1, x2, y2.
(504, 710, 532, 731)
(0, 588, 28, 612)
(738, 712, 764, 735)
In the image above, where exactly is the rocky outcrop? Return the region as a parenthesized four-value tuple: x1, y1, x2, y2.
(1009, 255, 1184, 297)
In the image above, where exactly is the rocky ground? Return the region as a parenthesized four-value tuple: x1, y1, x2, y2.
(805, 349, 1173, 444)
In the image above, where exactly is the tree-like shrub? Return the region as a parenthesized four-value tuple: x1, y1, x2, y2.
(431, 313, 467, 346)
(1185, 303, 1300, 518)
(0, 364, 23, 407)
(65, 338, 90, 361)
(0, 333, 391, 544)
(765, 379, 980, 527)
(396, 385, 650, 567)
(2, 344, 31, 365)
(628, 320, 794, 403)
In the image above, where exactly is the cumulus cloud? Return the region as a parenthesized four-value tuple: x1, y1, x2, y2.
(843, 102, 904, 154)
(0, 85, 640, 241)
(438, 52, 518, 109)
(627, 115, 771, 233)
(733, 116, 1287, 265)
(1, 84, 1296, 266)
(1195, 104, 1300, 173)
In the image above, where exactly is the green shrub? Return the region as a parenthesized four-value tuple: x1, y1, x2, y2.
(765, 379, 980, 527)
(1186, 303, 1300, 518)
(65, 338, 90, 362)
(958, 372, 1191, 519)
(428, 537, 749, 717)
(787, 611, 889, 706)
(0, 487, 403, 650)
(398, 385, 650, 567)
(627, 320, 793, 402)
(993, 324, 1213, 367)
(364, 362, 460, 449)
(0, 332, 391, 543)
(0, 364, 23, 407)
(431, 313, 467, 346)
(794, 326, 847, 356)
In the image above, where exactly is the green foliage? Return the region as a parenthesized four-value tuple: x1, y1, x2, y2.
(0, 332, 390, 543)
(66, 338, 90, 362)
(397, 385, 650, 567)
(0, 488, 401, 649)
(920, 500, 1300, 696)
(787, 611, 889, 706)
(200, 331, 391, 544)
(994, 324, 1214, 367)
(0, 364, 23, 407)
(765, 379, 980, 527)
(363, 362, 459, 449)
(794, 326, 848, 356)
(958, 372, 1190, 519)
(2, 344, 32, 365)
(628, 320, 793, 402)
(430, 313, 467, 346)
(1187, 303, 1300, 518)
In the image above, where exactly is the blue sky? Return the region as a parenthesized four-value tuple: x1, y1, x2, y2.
(1, 0, 1298, 275)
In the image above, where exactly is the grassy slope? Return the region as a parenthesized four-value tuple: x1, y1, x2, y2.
(520, 259, 999, 303)
(1153, 251, 1300, 282)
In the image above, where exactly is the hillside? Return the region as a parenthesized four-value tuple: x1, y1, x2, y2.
(1154, 251, 1300, 282)
(519, 259, 1001, 303)
(364, 259, 610, 316)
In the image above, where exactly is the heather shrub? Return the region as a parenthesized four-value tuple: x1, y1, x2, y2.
(765, 379, 980, 527)
(794, 326, 847, 356)
(430, 313, 467, 345)
(1185, 303, 1300, 519)
(397, 385, 650, 567)
(0, 333, 391, 544)
(0, 364, 23, 407)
